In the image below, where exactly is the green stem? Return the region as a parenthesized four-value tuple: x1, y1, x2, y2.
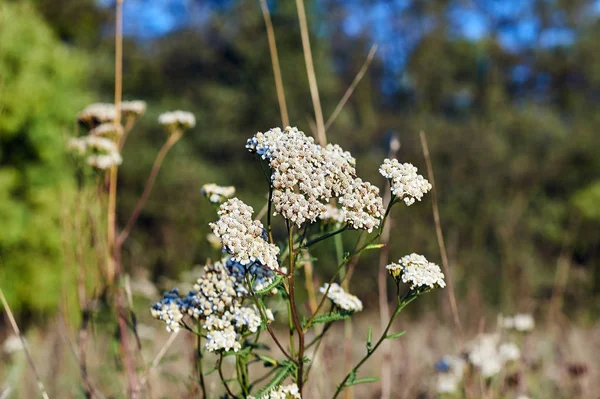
(218, 354, 238, 399)
(332, 295, 417, 399)
(197, 335, 207, 398)
(302, 225, 348, 249)
(287, 222, 305, 394)
(236, 355, 250, 397)
(244, 274, 294, 361)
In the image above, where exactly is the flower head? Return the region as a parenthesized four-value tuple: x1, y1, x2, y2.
(339, 178, 384, 232)
(386, 253, 446, 290)
(158, 110, 195, 130)
(150, 289, 185, 332)
(201, 183, 236, 204)
(89, 122, 124, 138)
(320, 283, 363, 312)
(247, 383, 301, 399)
(500, 313, 535, 332)
(67, 135, 123, 170)
(121, 100, 147, 117)
(435, 355, 465, 394)
(77, 103, 117, 128)
(319, 203, 346, 225)
(209, 198, 280, 271)
(246, 127, 383, 230)
(467, 334, 521, 378)
(379, 159, 431, 206)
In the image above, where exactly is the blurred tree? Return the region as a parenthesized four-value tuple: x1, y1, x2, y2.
(0, 0, 91, 313)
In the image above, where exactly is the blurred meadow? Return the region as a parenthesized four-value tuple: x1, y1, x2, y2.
(0, 0, 599, 398)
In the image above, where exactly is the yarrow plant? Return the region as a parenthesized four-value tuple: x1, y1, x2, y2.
(67, 97, 195, 397)
(150, 126, 442, 398)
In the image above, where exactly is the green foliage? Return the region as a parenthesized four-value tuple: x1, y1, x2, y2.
(572, 180, 600, 221)
(0, 0, 90, 312)
(252, 360, 296, 398)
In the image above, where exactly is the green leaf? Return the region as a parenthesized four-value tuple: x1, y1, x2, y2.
(385, 331, 406, 340)
(344, 377, 379, 386)
(303, 311, 352, 329)
(257, 354, 278, 367)
(254, 275, 283, 295)
(253, 361, 296, 398)
(364, 243, 385, 251)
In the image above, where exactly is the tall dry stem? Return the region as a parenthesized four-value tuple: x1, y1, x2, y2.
(259, 0, 289, 127)
(295, 0, 326, 146)
(0, 288, 50, 399)
(325, 44, 378, 131)
(419, 131, 463, 339)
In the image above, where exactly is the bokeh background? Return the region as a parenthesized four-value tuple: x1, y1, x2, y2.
(1, 0, 599, 397)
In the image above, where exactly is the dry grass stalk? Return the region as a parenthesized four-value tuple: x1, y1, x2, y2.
(109, 1, 141, 397)
(259, 0, 289, 127)
(294, 0, 326, 146)
(325, 44, 378, 131)
(139, 330, 180, 389)
(0, 288, 50, 399)
(419, 131, 464, 338)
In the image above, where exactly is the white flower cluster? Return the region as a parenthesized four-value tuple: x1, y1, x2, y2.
(320, 283, 363, 312)
(319, 203, 346, 225)
(201, 183, 236, 204)
(158, 110, 196, 130)
(121, 100, 147, 117)
(435, 355, 465, 394)
(150, 289, 185, 332)
(386, 253, 446, 290)
(67, 135, 123, 170)
(468, 334, 520, 377)
(77, 103, 117, 127)
(338, 179, 384, 232)
(206, 327, 240, 352)
(246, 127, 383, 231)
(151, 260, 275, 352)
(209, 198, 280, 271)
(379, 159, 432, 206)
(436, 334, 522, 393)
(499, 313, 535, 332)
(247, 383, 301, 399)
(89, 122, 124, 138)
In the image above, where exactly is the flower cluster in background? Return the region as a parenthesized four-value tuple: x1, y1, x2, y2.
(500, 313, 535, 332)
(320, 283, 363, 313)
(158, 110, 196, 130)
(434, 315, 535, 396)
(201, 183, 236, 204)
(68, 135, 123, 169)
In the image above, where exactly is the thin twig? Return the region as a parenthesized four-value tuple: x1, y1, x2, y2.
(295, 0, 326, 145)
(419, 131, 463, 338)
(259, 0, 289, 127)
(117, 132, 182, 246)
(325, 44, 378, 131)
(0, 288, 50, 399)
